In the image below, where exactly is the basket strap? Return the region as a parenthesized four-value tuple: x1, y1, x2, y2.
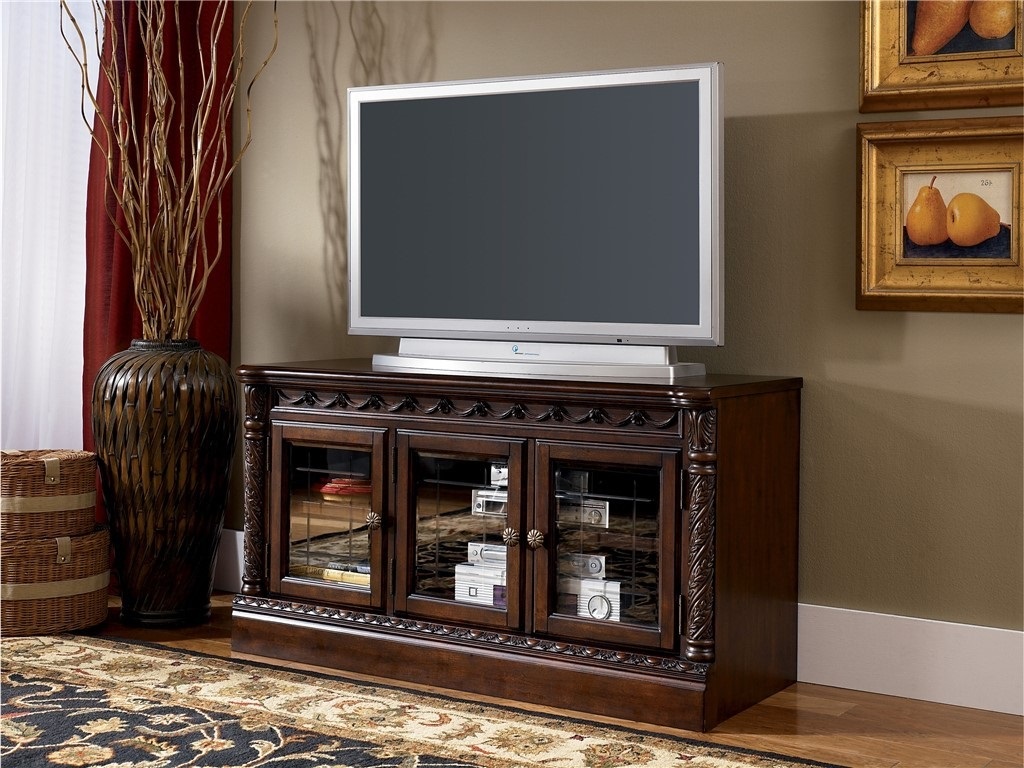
(44, 456, 60, 484)
(0, 571, 110, 601)
(56, 536, 71, 564)
(1, 491, 96, 513)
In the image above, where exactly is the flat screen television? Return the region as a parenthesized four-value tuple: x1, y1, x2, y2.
(348, 63, 722, 381)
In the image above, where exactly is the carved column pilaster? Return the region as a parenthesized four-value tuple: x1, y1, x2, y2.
(240, 383, 271, 596)
(684, 407, 717, 663)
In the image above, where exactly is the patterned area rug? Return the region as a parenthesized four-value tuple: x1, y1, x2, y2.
(1, 635, 843, 768)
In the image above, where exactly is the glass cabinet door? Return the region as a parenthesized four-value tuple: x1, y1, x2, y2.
(271, 424, 386, 608)
(535, 443, 678, 651)
(395, 432, 524, 629)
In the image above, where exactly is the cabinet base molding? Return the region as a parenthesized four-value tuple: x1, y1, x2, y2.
(232, 595, 718, 731)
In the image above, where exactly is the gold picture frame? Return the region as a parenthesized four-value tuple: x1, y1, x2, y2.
(857, 116, 1022, 313)
(861, 0, 1024, 112)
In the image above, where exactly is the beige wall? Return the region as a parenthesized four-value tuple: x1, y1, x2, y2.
(235, 2, 1023, 631)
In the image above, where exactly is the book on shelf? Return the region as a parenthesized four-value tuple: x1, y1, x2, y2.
(315, 477, 372, 502)
(291, 563, 371, 588)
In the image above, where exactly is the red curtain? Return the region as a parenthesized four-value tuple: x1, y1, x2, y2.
(82, 1, 233, 457)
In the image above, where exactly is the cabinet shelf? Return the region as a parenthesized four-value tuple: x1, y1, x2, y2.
(293, 466, 370, 478)
(420, 478, 500, 490)
(233, 359, 801, 732)
(554, 490, 655, 503)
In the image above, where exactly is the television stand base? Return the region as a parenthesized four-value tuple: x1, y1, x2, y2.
(372, 339, 706, 382)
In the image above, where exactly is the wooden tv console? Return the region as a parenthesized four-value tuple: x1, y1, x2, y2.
(232, 359, 801, 732)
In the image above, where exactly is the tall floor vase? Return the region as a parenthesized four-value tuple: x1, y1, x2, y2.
(92, 340, 238, 627)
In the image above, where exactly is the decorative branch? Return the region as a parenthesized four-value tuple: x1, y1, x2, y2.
(60, 0, 278, 342)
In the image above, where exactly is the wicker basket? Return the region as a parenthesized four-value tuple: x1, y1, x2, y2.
(1, 450, 97, 539)
(1, 525, 110, 636)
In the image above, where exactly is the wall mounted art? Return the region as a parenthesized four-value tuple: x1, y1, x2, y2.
(857, 116, 1022, 312)
(861, 0, 1023, 111)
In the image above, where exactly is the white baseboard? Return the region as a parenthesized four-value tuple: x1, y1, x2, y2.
(213, 534, 1022, 716)
(213, 528, 244, 594)
(799, 603, 1023, 716)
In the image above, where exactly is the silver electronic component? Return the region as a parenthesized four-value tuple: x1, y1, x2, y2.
(455, 562, 507, 608)
(557, 498, 609, 528)
(558, 576, 621, 622)
(489, 462, 509, 487)
(468, 541, 507, 565)
(559, 552, 606, 579)
(471, 488, 508, 517)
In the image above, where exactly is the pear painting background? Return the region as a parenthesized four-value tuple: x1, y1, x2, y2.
(907, 0, 1018, 57)
(902, 170, 1012, 259)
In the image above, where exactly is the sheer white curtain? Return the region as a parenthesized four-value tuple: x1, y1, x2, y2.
(1, 1, 96, 450)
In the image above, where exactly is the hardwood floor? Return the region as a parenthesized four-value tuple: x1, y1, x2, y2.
(94, 593, 1022, 768)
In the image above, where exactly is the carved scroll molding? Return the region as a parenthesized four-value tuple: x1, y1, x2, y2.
(275, 387, 680, 432)
(234, 595, 709, 679)
(240, 384, 271, 596)
(684, 407, 717, 663)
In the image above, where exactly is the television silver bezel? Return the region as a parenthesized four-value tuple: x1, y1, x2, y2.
(347, 63, 723, 354)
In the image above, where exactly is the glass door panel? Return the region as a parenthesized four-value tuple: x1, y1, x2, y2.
(553, 465, 660, 627)
(536, 442, 678, 651)
(414, 454, 508, 606)
(288, 444, 374, 589)
(396, 432, 523, 629)
(271, 424, 385, 609)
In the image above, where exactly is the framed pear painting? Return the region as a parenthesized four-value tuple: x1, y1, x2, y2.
(857, 116, 1022, 313)
(861, 0, 1023, 111)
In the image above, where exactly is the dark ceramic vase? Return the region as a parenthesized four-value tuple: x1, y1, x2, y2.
(92, 339, 238, 627)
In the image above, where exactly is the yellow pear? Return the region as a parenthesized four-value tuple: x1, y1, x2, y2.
(946, 192, 1002, 247)
(905, 176, 949, 246)
(912, 0, 972, 55)
(969, 0, 1017, 38)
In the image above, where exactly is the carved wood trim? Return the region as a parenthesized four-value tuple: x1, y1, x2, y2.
(274, 387, 679, 432)
(233, 594, 709, 678)
(240, 384, 271, 596)
(684, 407, 717, 663)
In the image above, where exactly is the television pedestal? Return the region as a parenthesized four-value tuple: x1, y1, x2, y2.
(232, 359, 801, 732)
(372, 338, 707, 381)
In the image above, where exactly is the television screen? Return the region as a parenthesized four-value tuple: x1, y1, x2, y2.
(348, 64, 722, 378)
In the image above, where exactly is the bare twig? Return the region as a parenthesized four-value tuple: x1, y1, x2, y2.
(60, 0, 278, 341)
